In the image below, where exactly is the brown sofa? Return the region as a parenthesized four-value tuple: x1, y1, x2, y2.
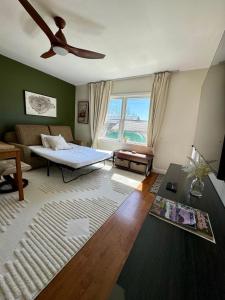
(4, 124, 75, 169)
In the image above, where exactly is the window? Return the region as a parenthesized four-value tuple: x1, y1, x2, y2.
(101, 95, 151, 144)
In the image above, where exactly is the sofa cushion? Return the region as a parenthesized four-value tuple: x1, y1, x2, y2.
(15, 124, 50, 146)
(49, 125, 74, 142)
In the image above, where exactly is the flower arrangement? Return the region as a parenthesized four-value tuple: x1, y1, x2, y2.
(183, 156, 214, 197)
(183, 157, 211, 180)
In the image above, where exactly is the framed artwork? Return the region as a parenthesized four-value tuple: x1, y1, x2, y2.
(25, 91, 57, 117)
(78, 101, 89, 124)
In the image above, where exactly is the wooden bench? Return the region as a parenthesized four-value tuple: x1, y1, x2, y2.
(113, 149, 154, 176)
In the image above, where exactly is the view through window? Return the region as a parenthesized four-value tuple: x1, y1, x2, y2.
(102, 95, 151, 144)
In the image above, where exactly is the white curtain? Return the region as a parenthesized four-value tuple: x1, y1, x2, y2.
(147, 72, 171, 151)
(89, 80, 112, 148)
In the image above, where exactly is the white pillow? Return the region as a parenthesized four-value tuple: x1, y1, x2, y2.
(45, 135, 72, 150)
(41, 134, 52, 148)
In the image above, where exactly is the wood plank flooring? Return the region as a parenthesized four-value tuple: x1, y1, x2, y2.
(36, 172, 158, 300)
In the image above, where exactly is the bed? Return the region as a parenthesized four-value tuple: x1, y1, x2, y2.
(29, 144, 112, 182)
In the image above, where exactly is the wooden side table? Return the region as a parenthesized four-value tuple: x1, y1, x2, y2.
(0, 144, 24, 201)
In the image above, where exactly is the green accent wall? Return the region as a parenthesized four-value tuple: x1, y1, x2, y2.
(0, 54, 75, 138)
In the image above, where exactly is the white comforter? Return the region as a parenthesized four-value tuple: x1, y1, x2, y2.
(29, 144, 112, 169)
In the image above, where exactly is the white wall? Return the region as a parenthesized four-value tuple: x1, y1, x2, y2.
(193, 63, 225, 205)
(194, 64, 225, 171)
(112, 76, 154, 94)
(209, 173, 225, 206)
(154, 69, 206, 173)
(75, 69, 206, 172)
(75, 84, 91, 144)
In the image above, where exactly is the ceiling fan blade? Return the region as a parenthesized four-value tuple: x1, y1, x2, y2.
(41, 49, 56, 59)
(66, 45, 105, 59)
(55, 29, 67, 44)
(17, 0, 57, 44)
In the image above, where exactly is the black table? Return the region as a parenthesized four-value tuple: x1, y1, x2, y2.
(117, 163, 225, 300)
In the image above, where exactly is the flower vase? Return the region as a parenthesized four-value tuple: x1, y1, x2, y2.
(190, 176, 204, 198)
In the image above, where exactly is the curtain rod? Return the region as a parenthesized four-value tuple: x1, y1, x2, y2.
(114, 70, 179, 81)
(87, 70, 179, 85)
(93, 70, 179, 83)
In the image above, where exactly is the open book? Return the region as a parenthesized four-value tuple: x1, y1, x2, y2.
(150, 196, 215, 243)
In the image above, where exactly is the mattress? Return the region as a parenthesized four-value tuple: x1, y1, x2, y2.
(29, 144, 112, 169)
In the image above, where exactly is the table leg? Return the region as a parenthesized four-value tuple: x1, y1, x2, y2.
(15, 151, 24, 201)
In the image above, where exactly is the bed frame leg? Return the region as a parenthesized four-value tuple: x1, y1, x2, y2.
(60, 167, 66, 183)
(59, 160, 107, 183)
(47, 160, 50, 177)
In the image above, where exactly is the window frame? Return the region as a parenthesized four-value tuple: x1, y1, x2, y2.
(101, 92, 151, 145)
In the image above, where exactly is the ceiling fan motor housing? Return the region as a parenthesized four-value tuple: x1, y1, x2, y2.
(54, 16, 66, 29)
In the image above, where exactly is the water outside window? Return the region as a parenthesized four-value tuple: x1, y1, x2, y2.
(103, 98, 122, 140)
(123, 97, 150, 143)
(102, 96, 150, 144)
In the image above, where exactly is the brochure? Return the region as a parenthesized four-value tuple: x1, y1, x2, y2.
(150, 196, 215, 243)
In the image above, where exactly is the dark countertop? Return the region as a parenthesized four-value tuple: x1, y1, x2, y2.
(118, 163, 225, 300)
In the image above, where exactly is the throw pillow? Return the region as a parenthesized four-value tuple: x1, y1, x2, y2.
(41, 134, 52, 148)
(45, 135, 72, 150)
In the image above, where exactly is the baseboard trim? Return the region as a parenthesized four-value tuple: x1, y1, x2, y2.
(152, 167, 167, 175)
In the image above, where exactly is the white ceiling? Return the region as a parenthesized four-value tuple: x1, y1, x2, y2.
(1, 0, 225, 85)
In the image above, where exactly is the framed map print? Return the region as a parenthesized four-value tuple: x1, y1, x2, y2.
(25, 91, 57, 117)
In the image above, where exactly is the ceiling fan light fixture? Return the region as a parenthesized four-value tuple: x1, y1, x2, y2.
(52, 46, 68, 56)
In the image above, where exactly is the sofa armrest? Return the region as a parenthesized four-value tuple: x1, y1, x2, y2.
(9, 143, 31, 162)
(9, 143, 47, 169)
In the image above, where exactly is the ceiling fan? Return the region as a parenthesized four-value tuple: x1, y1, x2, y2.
(17, 0, 105, 59)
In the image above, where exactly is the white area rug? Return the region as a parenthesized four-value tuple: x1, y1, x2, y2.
(149, 174, 164, 194)
(0, 163, 143, 300)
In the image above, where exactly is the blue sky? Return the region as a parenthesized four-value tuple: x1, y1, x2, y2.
(109, 97, 150, 121)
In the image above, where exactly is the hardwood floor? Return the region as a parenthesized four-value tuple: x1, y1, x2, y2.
(36, 172, 158, 300)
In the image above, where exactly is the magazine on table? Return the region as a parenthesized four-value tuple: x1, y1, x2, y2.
(149, 196, 215, 243)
